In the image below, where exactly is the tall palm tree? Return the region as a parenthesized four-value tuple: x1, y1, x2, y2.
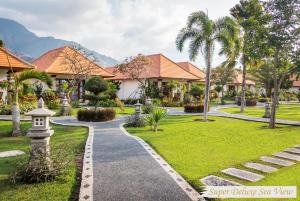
(176, 11, 237, 121)
(230, 0, 268, 112)
(11, 70, 52, 136)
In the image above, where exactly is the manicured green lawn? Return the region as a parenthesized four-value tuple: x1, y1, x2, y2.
(221, 104, 300, 121)
(126, 115, 300, 201)
(0, 121, 88, 201)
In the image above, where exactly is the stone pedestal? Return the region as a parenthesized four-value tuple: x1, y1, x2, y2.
(263, 102, 271, 118)
(26, 98, 55, 166)
(61, 95, 71, 116)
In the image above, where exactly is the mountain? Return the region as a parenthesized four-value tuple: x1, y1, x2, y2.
(0, 18, 119, 67)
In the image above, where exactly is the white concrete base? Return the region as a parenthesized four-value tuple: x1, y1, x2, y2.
(0, 150, 25, 158)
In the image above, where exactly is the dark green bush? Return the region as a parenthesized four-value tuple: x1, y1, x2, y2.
(45, 99, 61, 110)
(77, 109, 116, 122)
(237, 98, 257, 106)
(184, 104, 206, 113)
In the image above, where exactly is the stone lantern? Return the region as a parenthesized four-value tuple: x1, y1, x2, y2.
(145, 98, 152, 105)
(263, 101, 271, 118)
(135, 101, 143, 116)
(25, 98, 55, 164)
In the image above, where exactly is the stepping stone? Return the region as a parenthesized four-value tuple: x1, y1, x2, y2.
(260, 156, 295, 167)
(221, 168, 264, 182)
(295, 145, 300, 149)
(201, 175, 241, 186)
(285, 148, 300, 154)
(273, 152, 300, 162)
(244, 162, 278, 173)
(0, 150, 25, 158)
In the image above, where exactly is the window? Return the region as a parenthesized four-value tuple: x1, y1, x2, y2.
(34, 117, 44, 126)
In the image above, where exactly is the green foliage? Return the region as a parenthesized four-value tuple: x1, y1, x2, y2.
(77, 109, 116, 122)
(0, 104, 12, 115)
(45, 99, 61, 110)
(145, 81, 160, 99)
(42, 90, 60, 109)
(84, 77, 109, 108)
(84, 77, 108, 95)
(0, 80, 9, 89)
(147, 107, 167, 132)
(189, 84, 204, 99)
(71, 100, 80, 108)
(14, 70, 52, 89)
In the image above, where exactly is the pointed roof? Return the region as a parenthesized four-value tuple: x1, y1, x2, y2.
(176, 62, 205, 81)
(230, 70, 255, 85)
(33, 46, 114, 78)
(0, 47, 35, 69)
(106, 54, 201, 81)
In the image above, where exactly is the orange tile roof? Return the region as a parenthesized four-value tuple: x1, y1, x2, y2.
(0, 47, 34, 69)
(176, 62, 205, 81)
(33, 46, 114, 78)
(106, 54, 201, 81)
(293, 80, 300, 87)
(230, 71, 255, 85)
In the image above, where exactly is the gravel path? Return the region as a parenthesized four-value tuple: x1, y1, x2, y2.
(53, 117, 197, 201)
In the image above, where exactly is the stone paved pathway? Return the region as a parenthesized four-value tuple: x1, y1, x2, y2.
(52, 117, 202, 201)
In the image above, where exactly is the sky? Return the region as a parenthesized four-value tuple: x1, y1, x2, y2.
(0, 0, 240, 68)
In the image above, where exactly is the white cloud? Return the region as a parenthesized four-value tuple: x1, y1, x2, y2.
(0, 0, 240, 68)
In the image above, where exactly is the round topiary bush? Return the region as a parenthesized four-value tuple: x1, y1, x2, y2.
(77, 109, 116, 122)
(237, 98, 257, 106)
(184, 104, 207, 113)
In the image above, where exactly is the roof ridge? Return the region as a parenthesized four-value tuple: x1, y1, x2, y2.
(0, 47, 35, 68)
(32, 46, 67, 64)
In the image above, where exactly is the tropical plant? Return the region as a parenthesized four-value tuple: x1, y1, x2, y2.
(11, 70, 52, 136)
(230, 0, 270, 112)
(263, 0, 300, 128)
(147, 107, 167, 132)
(176, 11, 237, 121)
(166, 80, 179, 100)
(84, 77, 109, 109)
(189, 84, 204, 103)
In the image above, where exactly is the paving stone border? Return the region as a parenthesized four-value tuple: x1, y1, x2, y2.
(221, 168, 264, 182)
(50, 120, 94, 201)
(0, 150, 25, 158)
(120, 123, 205, 201)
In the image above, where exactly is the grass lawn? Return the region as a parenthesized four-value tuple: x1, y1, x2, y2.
(220, 104, 300, 121)
(0, 121, 88, 201)
(126, 115, 300, 201)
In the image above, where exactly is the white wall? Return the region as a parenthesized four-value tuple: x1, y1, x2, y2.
(0, 68, 8, 101)
(117, 80, 142, 100)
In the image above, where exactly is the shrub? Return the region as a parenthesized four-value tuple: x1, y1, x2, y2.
(237, 98, 257, 106)
(123, 98, 142, 105)
(77, 109, 116, 122)
(0, 104, 12, 115)
(147, 108, 167, 132)
(71, 100, 80, 108)
(45, 99, 61, 110)
(143, 104, 154, 114)
(10, 146, 71, 184)
(184, 104, 206, 113)
(19, 94, 37, 102)
(42, 90, 57, 100)
(98, 99, 116, 107)
(258, 97, 270, 103)
(20, 101, 37, 114)
(125, 115, 147, 127)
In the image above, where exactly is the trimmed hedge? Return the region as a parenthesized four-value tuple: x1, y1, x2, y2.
(77, 108, 116, 122)
(237, 99, 257, 106)
(184, 104, 207, 113)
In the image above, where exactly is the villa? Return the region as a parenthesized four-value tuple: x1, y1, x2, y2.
(106, 54, 204, 100)
(0, 47, 35, 102)
(32, 46, 114, 100)
(225, 70, 256, 93)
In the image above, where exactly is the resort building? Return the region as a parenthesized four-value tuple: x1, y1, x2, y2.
(0, 47, 35, 102)
(106, 54, 204, 100)
(33, 46, 114, 100)
(225, 70, 256, 93)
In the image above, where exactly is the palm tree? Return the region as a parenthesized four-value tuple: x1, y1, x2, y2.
(11, 70, 52, 136)
(230, 0, 268, 112)
(176, 11, 237, 121)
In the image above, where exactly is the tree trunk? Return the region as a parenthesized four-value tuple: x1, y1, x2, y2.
(221, 89, 225, 105)
(12, 92, 21, 136)
(240, 57, 247, 113)
(269, 78, 278, 129)
(203, 47, 212, 121)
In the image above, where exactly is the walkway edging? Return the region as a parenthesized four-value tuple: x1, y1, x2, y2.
(50, 120, 94, 201)
(120, 123, 205, 201)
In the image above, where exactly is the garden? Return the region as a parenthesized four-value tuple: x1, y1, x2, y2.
(126, 115, 300, 201)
